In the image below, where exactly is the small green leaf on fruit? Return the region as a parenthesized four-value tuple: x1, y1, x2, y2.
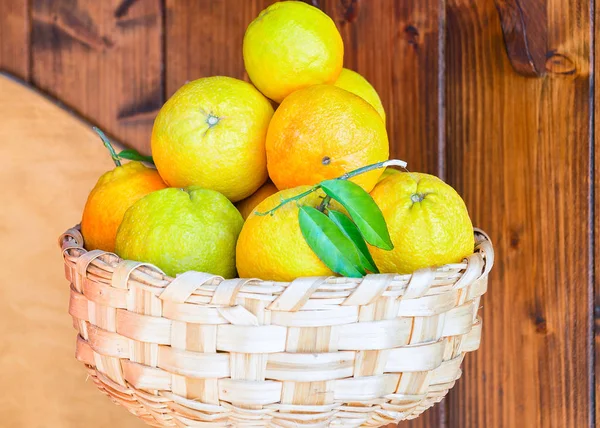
(118, 149, 154, 164)
(320, 179, 393, 250)
(298, 206, 366, 278)
(328, 210, 379, 273)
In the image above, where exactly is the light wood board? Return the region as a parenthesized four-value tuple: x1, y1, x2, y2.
(0, 73, 145, 427)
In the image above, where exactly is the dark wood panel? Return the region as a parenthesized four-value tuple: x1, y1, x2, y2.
(0, 0, 29, 80)
(321, 0, 445, 175)
(315, 2, 447, 425)
(318, 1, 447, 427)
(595, 0, 600, 425)
(30, 0, 163, 154)
(445, 0, 593, 427)
(165, 0, 277, 97)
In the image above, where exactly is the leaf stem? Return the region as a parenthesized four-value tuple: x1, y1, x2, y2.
(254, 159, 407, 216)
(93, 127, 121, 167)
(255, 185, 321, 216)
(317, 195, 331, 212)
(338, 159, 408, 180)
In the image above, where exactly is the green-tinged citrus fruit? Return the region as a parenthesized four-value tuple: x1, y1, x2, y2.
(377, 167, 401, 182)
(116, 187, 243, 278)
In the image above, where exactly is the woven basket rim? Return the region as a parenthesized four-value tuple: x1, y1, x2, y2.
(59, 225, 494, 296)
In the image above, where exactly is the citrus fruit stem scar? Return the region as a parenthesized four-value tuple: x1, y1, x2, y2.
(206, 114, 220, 127)
(93, 126, 121, 167)
(411, 193, 425, 203)
(256, 158, 408, 216)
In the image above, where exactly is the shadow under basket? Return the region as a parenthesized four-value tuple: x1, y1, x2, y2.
(60, 226, 494, 428)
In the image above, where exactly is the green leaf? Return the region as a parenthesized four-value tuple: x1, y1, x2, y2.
(320, 179, 394, 250)
(118, 149, 154, 164)
(328, 210, 379, 273)
(298, 206, 366, 278)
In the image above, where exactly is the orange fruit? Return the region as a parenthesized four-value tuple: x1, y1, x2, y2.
(236, 186, 337, 281)
(369, 172, 474, 274)
(235, 181, 278, 220)
(266, 85, 389, 192)
(81, 161, 166, 252)
(243, 1, 344, 103)
(151, 76, 274, 202)
(334, 68, 386, 123)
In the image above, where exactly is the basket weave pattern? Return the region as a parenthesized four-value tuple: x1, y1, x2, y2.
(60, 226, 493, 427)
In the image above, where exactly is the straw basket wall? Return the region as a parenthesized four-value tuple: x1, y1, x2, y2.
(60, 226, 494, 427)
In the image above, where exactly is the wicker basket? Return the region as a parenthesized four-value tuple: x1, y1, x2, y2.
(60, 226, 493, 427)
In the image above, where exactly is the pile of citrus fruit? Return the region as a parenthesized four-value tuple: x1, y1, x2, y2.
(80, 1, 475, 282)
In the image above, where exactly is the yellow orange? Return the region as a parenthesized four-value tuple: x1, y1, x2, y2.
(266, 85, 389, 192)
(151, 76, 274, 202)
(243, 1, 343, 103)
(81, 161, 166, 252)
(236, 186, 336, 281)
(369, 172, 475, 274)
(235, 181, 278, 220)
(334, 68, 386, 122)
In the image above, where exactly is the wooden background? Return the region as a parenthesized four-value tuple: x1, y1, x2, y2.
(0, 0, 596, 427)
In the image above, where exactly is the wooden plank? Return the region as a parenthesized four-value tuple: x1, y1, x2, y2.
(30, 0, 163, 154)
(317, 2, 446, 427)
(321, 0, 445, 175)
(0, 0, 30, 80)
(0, 73, 145, 427)
(595, 0, 600, 425)
(165, 0, 277, 97)
(445, 0, 593, 426)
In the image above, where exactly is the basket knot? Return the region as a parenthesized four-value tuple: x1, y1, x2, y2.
(75, 249, 108, 278)
(268, 277, 328, 312)
(341, 274, 395, 306)
(211, 278, 253, 306)
(159, 271, 221, 303)
(452, 253, 486, 290)
(111, 260, 161, 289)
(474, 228, 495, 276)
(404, 268, 435, 299)
(59, 227, 84, 253)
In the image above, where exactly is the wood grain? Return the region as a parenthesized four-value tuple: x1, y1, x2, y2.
(320, 0, 445, 175)
(0, 0, 29, 80)
(30, 0, 163, 155)
(165, 0, 277, 97)
(445, 0, 593, 426)
(315, 1, 447, 426)
(0, 73, 145, 428)
(595, 0, 600, 425)
(494, 0, 547, 76)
